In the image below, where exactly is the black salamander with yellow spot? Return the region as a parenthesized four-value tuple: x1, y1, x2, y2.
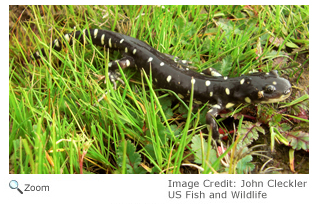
(33, 29, 292, 139)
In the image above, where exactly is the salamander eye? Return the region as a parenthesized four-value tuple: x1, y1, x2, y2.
(284, 89, 291, 95)
(264, 85, 276, 93)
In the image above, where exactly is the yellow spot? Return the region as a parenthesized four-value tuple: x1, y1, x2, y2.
(225, 103, 235, 108)
(101, 34, 105, 45)
(94, 29, 98, 38)
(212, 104, 221, 109)
(191, 78, 196, 85)
(54, 39, 60, 48)
(240, 78, 245, 85)
(166, 75, 172, 83)
(126, 60, 130, 67)
(64, 34, 70, 42)
(109, 38, 112, 48)
(211, 71, 222, 77)
(245, 97, 251, 103)
(205, 80, 211, 86)
(225, 88, 230, 95)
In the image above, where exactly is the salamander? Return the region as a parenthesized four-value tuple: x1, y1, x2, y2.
(32, 28, 292, 139)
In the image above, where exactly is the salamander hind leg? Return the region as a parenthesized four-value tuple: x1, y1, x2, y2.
(105, 56, 135, 90)
(107, 55, 135, 70)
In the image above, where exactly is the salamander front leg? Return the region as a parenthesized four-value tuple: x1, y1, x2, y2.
(206, 104, 222, 140)
(106, 56, 135, 89)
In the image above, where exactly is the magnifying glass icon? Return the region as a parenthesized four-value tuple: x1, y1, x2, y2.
(9, 180, 23, 194)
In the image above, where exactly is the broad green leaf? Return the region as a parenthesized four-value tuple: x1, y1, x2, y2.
(236, 155, 255, 174)
(117, 140, 146, 174)
(284, 131, 309, 151)
(191, 135, 217, 165)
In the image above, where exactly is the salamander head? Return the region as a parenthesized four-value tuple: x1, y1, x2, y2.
(235, 70, 292, 104)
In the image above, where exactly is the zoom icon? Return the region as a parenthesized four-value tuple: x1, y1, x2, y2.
(9, 180, 23, 194)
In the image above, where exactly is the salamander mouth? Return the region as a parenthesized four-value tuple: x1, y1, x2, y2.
(261, 87, 292, 103)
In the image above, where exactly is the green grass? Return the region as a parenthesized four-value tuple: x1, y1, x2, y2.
(9, 5, 309, 174)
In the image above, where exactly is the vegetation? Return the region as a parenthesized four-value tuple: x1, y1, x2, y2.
(9, 5, 309, 174)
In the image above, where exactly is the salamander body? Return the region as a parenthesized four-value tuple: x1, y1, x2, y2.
(33, 29, 292, 139)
